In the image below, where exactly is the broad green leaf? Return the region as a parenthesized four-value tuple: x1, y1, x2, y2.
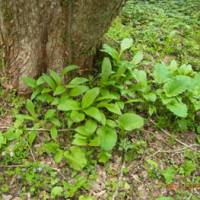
(97, 90, 119, 101)
(53, 85, 66, 96)
(31, 88, 41, 100)
(16, 114, 34, 121)
(89, 136, 100, 147)
(153, 64, 171, 84)
(69, 77, 88, 86)
(159, 93, 172, 105)
(85, 120, 97, 134)
(98, 151, 111, 163)
(98, 127, 117, 151)
(45, 109, 56, 120)
(75, 126, 91, 136)
(98, 103, 121, 115)
(64, 146, 87, 171)
(50, 70, 62, 85)
(106, 119, 117, 128)
(97, 94, 119, 101)
(101, 57, 112, 83)
(132, 51, 143, 65)
(58, 99, 80, 111)
(28, 131, 37, 146)
(143, 92, 157, 102)
(42, 74, 56, 89)
(50, 127, 58, 140)
(70, 111, 85, 123)
(164, 76, 192, 97)
(82, 87, 100, 108)
(62, 65, 79, 75)
(36, 76, 45, 85)
(70, 85, 89, 97)
(133, 69, 148, 88)
(41, 88, 51, 94)
(84, 107, 102, 123)
(115, 62, 127, 78)
(23, 77, 36, 88)
(120, 38, 133, 52)
(166, 99, 188, 118)
(51, 98, 59, 106)
(37, 94, 54, 103)
(72, 134, 87, 146)
(117, 101, 125, 110)
(102, 44, 119, 60)
(118, 113, 144, 131)
(54, 150, 63, 163)
(75, 120, 97, 136)
(51, 118, 61, 127)
(43, 142, 60, 154)
(100, 111, 106, 126)
(26, 100, 36, 117)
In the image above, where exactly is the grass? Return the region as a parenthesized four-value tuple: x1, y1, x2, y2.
(0, 0, 200, 199)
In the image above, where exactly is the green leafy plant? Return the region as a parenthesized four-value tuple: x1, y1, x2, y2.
(1, 33, 199, 199)
(161, 166, 176, 184)
(1, 1, 200, 198)
(19, 42, 145, 172)
(153, 62, 200, 118)
(179, 160, 196, 177)
(102, 38, 200, 132)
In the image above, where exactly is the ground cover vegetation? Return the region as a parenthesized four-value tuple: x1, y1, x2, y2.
(0, 0, 200, 199)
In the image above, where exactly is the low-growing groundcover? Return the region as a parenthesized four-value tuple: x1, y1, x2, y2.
(0, 0, 200, 199)
(108, 0, 200, 70)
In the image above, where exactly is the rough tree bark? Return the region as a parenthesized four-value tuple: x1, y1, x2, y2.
(0, 0, 125, 93)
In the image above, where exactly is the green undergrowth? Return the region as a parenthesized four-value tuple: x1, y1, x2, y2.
(0, 38, 200, 199)
(107, 0, 200, 70)
(0, 0, 200, 199)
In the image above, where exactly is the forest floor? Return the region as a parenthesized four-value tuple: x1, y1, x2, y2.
(0, 0, 200, 200)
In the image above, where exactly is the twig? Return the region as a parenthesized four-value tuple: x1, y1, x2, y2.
(150, 119, 200, 152)
(143, 129, 173, 148)
(51, 167, 68, 180)
(25, 140, 36, 162)
(161, 128, 198, 151)
(50, 157, 68, 180)
(148, 146, 196, 158)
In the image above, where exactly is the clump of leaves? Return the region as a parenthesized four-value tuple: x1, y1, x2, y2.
(1, 37, 199, 199)
(102, 38, 200, 131)
(19, 38, 145, 172)
(153, 61, 200, 118)
(161, 166, 176, 184)
(179, 160, 196, 177)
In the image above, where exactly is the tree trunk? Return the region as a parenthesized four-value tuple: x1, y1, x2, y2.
(0, 0, 125, 93)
